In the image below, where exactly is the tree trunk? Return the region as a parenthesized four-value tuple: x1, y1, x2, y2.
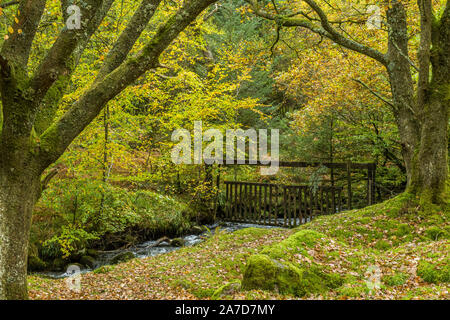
(386, 0, 449, 204)
(0, 167, 40, 299)
(410, 1, 450, 203)
(410, 97, 448, 202)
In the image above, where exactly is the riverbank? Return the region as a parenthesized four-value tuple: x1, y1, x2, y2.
(28, 194, 449, 300)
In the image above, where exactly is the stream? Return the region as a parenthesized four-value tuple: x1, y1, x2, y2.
(38, 221, 282, 279)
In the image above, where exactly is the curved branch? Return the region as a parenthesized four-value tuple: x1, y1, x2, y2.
(95, 0, 162, 82)
(245, 0, 388, 66)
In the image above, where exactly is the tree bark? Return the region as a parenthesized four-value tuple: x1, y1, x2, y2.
(410, 1, 450, 202)
(0, 167, 40, 299)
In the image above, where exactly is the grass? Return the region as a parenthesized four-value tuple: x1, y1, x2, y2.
(28, 193, 449, 300)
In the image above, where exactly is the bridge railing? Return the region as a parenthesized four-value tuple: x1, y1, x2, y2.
(222, 181, 343, 228)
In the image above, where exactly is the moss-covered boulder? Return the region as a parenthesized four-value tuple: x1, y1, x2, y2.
(52, 258, 68, 271)
(111, 251, 135, 264)
(27, 256, 47, 272)
(170, 238, 186, 247)
(242, 254, 334, 296)
(242, 230, 343, 297)
(190, 226, 204, 235)
(211, 280, 241, 299)
(80, 255, 96, 269)
(87, 249, 100, 258)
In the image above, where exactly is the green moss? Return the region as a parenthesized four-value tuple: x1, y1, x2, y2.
(383, 272, 409, 286)
(336, 283, 369, 298)
(417, 260, 450, 283)
(80, 255, 96, 268)
(27, 256, 47, 272)
(424, 226, 449, 240)
(262, 229, 325, 260)
(111, 251, 135, 265)
(211, 280, 241, 299)
(242, 254, 330, 296)
(374, 240, 391, 251)
(242, 241, 343, 298)
(92, 265, 115, 274)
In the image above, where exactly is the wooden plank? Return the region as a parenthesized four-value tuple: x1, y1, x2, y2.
(239, 183, 243, 222)
(215, 161, 375, 170)
(283, 186, 287, 227)
(326, 188, 330, 215)
(331, 185, 336, 214)
(293, 187, 298, 227)
(258, 184, 262, 224)
(347, 161, 352, 210)
(338, 187, 342, 213)
(236, 183, 238, 220)
(264, 185, 267, 225)
(225, 182, 230, 220)
(269, 184, 273, 225)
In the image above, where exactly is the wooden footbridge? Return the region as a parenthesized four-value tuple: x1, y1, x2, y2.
(213, 160, 376, 228)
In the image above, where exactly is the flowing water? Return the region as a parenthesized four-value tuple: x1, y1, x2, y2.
(37, 221, 282, 279)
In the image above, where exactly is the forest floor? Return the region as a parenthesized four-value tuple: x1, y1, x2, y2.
(28, 194, 449, 300)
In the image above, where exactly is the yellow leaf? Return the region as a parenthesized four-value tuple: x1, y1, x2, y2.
(14, 17, 19, 24)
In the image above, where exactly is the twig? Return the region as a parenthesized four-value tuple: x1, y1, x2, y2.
(352, 78, 395, 108)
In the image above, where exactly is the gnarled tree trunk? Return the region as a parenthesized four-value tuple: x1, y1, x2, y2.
(0, 165, 40, 299)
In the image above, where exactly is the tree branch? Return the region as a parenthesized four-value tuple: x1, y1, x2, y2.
(95, 0, 162, 82)
(245, 0, 388, 66)
(417, 0, 433, 107)
(352, 78, 394, 108)
(0, 1, 19, 8)
(29, 0, 105, 104)
(33, 0, 116, 135)
(38, 0, 217, 169)
(0, 0, 47, 67)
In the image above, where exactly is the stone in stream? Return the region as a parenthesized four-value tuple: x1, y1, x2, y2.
(80, 255, 96, 268)
(52, 257, 68, 271)
(86, 249, 99, 258)
(111, 251, 136, 264)
(27, 256, 47, 272)
(170, 238, 186, 247)
(190, 226, 204, 235)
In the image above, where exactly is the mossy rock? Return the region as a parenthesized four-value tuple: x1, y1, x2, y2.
(52, 258, 68, 271)
(417, 260, 450, 283)
(87, 249, 100, 258)
(170, 238, 186, 247)
(80, 255, 96, 269)
(211, 280, 241, 300)
(93, 265, 115, 274)
(190, 226, 204, 235)
(383, 272, 409, 286)
(374, 240, 391, 251)
(242, 254, 339, 297)
(111, 251, 135, 265)
(27, 255, 47, 272)
(262, 229, 325, 260)
(424, 226, 448, 240)
(71, 248, 86, 262)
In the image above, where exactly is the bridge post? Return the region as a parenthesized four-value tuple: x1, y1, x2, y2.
(347, 161, 352, 210)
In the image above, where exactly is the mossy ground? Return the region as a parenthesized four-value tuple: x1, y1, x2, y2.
(28, 194, 449, 300)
